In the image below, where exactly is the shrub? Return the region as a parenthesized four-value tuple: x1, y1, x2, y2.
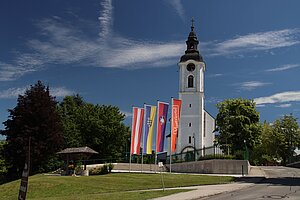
(233, 150, 244, 160)
(75, 163, 83, 175)
(107, 163, 114, 173)
(89, 163, 114, 175)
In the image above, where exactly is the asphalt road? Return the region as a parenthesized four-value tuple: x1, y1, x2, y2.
(199, 166, 300, 200)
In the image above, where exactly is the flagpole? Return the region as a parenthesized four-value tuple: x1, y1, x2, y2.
(154, 101, 159, 173)
(141, 104, 146, 173)
(129, 106, 135, 173)
(129, 153, 132, 172)
(170, 123, 172, 173)
(170, 98, 173, 173)
(170, 130, 172, 173)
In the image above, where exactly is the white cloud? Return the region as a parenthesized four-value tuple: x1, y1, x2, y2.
(2, 0, 300, 82)
(0, 62, 38, 81)
(206, 97, 223, 104)
(275, 103, 292, 108)
(256, 104, 266, 108)
(165, 0, 185, 20)
(96, 0, 184, 68)
(254, 91, 300, 105)
(98, 0, 113, 40)
(0, 86, 73, 99)
(238, 81, 271, 91)
(208, 73, 223, 78)
(121, 110, 133, 118)
(0, 87, 27, 99)
(205, 29, 300, 57)
(50, 87, 74, 97)
(100, 40, 183, 68)
(266, 64, 300, 72)
(0, 0, 185, 82)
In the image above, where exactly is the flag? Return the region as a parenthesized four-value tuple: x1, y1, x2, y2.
(131, 107, 144, 155)
(156, 101, 169, 153)
(171, 99, 182, 153)
(143, 105, 157, 154)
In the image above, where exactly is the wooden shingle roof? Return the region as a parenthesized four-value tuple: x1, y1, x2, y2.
(57, 146, 98, 154)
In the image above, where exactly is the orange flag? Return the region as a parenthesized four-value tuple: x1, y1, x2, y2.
(171, 99, 182, 153)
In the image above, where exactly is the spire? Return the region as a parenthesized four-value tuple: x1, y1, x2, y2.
(180, 18, 203, 62)
(191, 18, 195, 32)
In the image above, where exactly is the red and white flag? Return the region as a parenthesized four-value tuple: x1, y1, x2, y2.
(171, 99, 182, 153)
(130, 107, 144, 155)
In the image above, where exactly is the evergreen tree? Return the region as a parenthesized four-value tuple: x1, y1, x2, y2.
(1, 81, 64, 180)
(0, 140, 8, 183)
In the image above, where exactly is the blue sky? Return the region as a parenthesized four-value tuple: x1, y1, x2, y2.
(1, 0, 300, 139)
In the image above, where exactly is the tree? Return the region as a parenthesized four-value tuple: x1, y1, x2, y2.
(57, 95, 130, 160)
(1, 81, 64, 180)
(272, 114, 300, 165)
(251, 121, 276, 165)
(57, 95, 84, 148)
(251, 115, 300, 166)
(0, 140, 8, 184)
(215, 98, 261, 158)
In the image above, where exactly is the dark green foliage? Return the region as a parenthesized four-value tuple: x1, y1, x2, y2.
(107, 163, 114, 173)
(57, 95, 84, 148)
(251, 115, 300, 165)
(216, 98, 261, 157)
(272, 114, 300, 165)
(0, 141, 8, 184)
(89, 163, 114, 175)
(251, 121, 277, 165)
(57, 95, 130, 160)
(198, 154, 235, 160)
(1, 81, 64, 180)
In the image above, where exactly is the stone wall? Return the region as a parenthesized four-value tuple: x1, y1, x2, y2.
(86, 163, 161, 172)
(86, 160, 250, 175)
(166, 159, 250, 175)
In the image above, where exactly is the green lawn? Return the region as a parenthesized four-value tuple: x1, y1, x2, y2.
(0, 173, 234, 200)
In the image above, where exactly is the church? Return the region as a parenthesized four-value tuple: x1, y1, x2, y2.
(171, 21, 215, 157)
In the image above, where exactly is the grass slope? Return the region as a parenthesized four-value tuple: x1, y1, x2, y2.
(0, 173, 234, 200)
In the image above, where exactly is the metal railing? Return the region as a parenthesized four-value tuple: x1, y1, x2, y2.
(79, 145, 233, 166)
(166, 145, 232, 163)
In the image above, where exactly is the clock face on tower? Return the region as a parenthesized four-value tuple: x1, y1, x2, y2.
(187, 63, 195, 72)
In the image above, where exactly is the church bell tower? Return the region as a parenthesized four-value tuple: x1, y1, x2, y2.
(177, 20, 206, 154)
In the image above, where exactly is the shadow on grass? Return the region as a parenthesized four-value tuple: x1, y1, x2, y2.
(236, 176, 300, 186)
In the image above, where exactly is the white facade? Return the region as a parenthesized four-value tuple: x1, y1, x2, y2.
(175, 24, 215, 154)
(204, 110, 215, 149)
(177, 61, 205, 153)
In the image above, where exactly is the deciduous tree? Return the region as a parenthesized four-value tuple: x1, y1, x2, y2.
(272, 114, 300, 165)
(216, 98, 261, 157)
(58, 95, 130, 160)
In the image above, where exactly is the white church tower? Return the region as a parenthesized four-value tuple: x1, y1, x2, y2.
(177, 21, 215, 155)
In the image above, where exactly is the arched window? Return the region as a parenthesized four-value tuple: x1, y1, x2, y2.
(188, 75, 194, 88)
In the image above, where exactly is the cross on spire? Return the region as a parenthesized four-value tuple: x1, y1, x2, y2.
(191, 18, 195, 31)
(180, 17, 203, 62)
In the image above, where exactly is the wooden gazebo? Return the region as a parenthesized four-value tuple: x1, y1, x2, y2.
(57, 146, 98, 174)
